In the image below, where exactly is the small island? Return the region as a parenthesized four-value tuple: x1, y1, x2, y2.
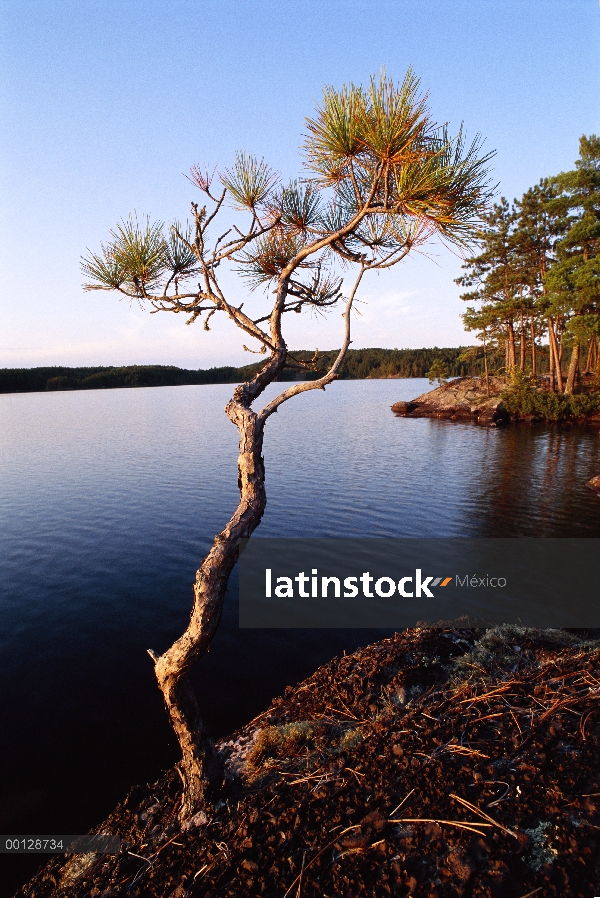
(392, 376, 509, 426)
(392, 375, 600, 427)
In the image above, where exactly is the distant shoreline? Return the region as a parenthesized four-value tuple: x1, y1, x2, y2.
(0, 347, 510, 395)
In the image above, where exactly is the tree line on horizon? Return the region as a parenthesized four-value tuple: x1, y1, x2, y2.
(457, 134, 600, 395)
(0, 347, 499, 394)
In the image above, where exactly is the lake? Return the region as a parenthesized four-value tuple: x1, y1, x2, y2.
(1, 379, 599, 893)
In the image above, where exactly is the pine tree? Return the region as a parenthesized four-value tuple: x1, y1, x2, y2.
(456, 199, 521, 372)
(545, 135, 600, 394)
(82, 71, 494, 816)
(513, 179, 566, 387)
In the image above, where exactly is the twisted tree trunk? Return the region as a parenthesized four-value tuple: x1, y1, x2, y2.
(150, 349, 286, 819)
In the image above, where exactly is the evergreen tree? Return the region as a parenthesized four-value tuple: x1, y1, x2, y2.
(456, 199, 521, 371)
(545, 135, 600, 393)
(513, 179, 566, 387)
(458, 138, 599, 396)
(82, 71, 493, 816)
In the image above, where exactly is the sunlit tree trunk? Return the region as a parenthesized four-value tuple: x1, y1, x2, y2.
(152, 351, 286, 817)
(507, 322, 516, 370)
(548, 331, 556, 391)
(483, 330, 490, 396)
(519, 309, 526, 370)
(584, 336, 596, 374)
(558, 332, 564, 370)
(531, 315, 537, 375)
(565, 337, 580, 395)
(548, 317, 563, 393)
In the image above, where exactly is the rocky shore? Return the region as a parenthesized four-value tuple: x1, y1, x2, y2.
(17, 626, 600, 898)
(392, 375, 600, 427)
(392, 377, 510, 426)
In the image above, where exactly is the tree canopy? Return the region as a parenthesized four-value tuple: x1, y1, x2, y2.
(83, 70, 494, 370)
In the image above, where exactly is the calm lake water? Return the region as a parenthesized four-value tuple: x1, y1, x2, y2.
(1, 379, 599, 892)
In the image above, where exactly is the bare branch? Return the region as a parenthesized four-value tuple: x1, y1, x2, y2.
(213, 217, 280, 263)
(212, 228, 233, 257)
(202, 190, 227, 231)
(206, 273, 274, 350)
(258, 264, 367, 422)
(253, 297, 319, 323)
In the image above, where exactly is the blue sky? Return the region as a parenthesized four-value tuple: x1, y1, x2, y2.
(1, 0, 598, 368)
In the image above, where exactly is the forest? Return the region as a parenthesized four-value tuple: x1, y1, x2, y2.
(457, 134, 599, 396)
(0, 347, 495, 394)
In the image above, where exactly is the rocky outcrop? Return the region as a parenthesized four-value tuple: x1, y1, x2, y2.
(587, 475, 600, 494)
(17, 627, 600, 898)
(392, 376, 510, 426)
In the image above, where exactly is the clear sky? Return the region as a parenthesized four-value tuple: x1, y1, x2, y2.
(1, 0, 598, 369)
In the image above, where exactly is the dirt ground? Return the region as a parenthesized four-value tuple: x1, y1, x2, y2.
(15, 626, 600, 897)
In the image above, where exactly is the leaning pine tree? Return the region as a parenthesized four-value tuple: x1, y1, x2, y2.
(82, 71, 494, 819)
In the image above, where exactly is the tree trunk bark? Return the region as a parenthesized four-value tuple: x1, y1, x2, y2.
(565, 337, 580, 396)
(151, 350, 287, 819)
(548, 319, 556, 391)
(520, 309, 526, 370)
(483, 331, 490, 397)
(531, 315, 537, 376)
(548, 318, 562, 393)
(558, 332, 564, 369)
(507, 322, 516, 371)
(584, 337, 596, 374)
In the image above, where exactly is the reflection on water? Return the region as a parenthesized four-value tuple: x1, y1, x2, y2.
(437, 423, 600, 538)
(0, 380, 598, 893)
(258, 380, 600, 539)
